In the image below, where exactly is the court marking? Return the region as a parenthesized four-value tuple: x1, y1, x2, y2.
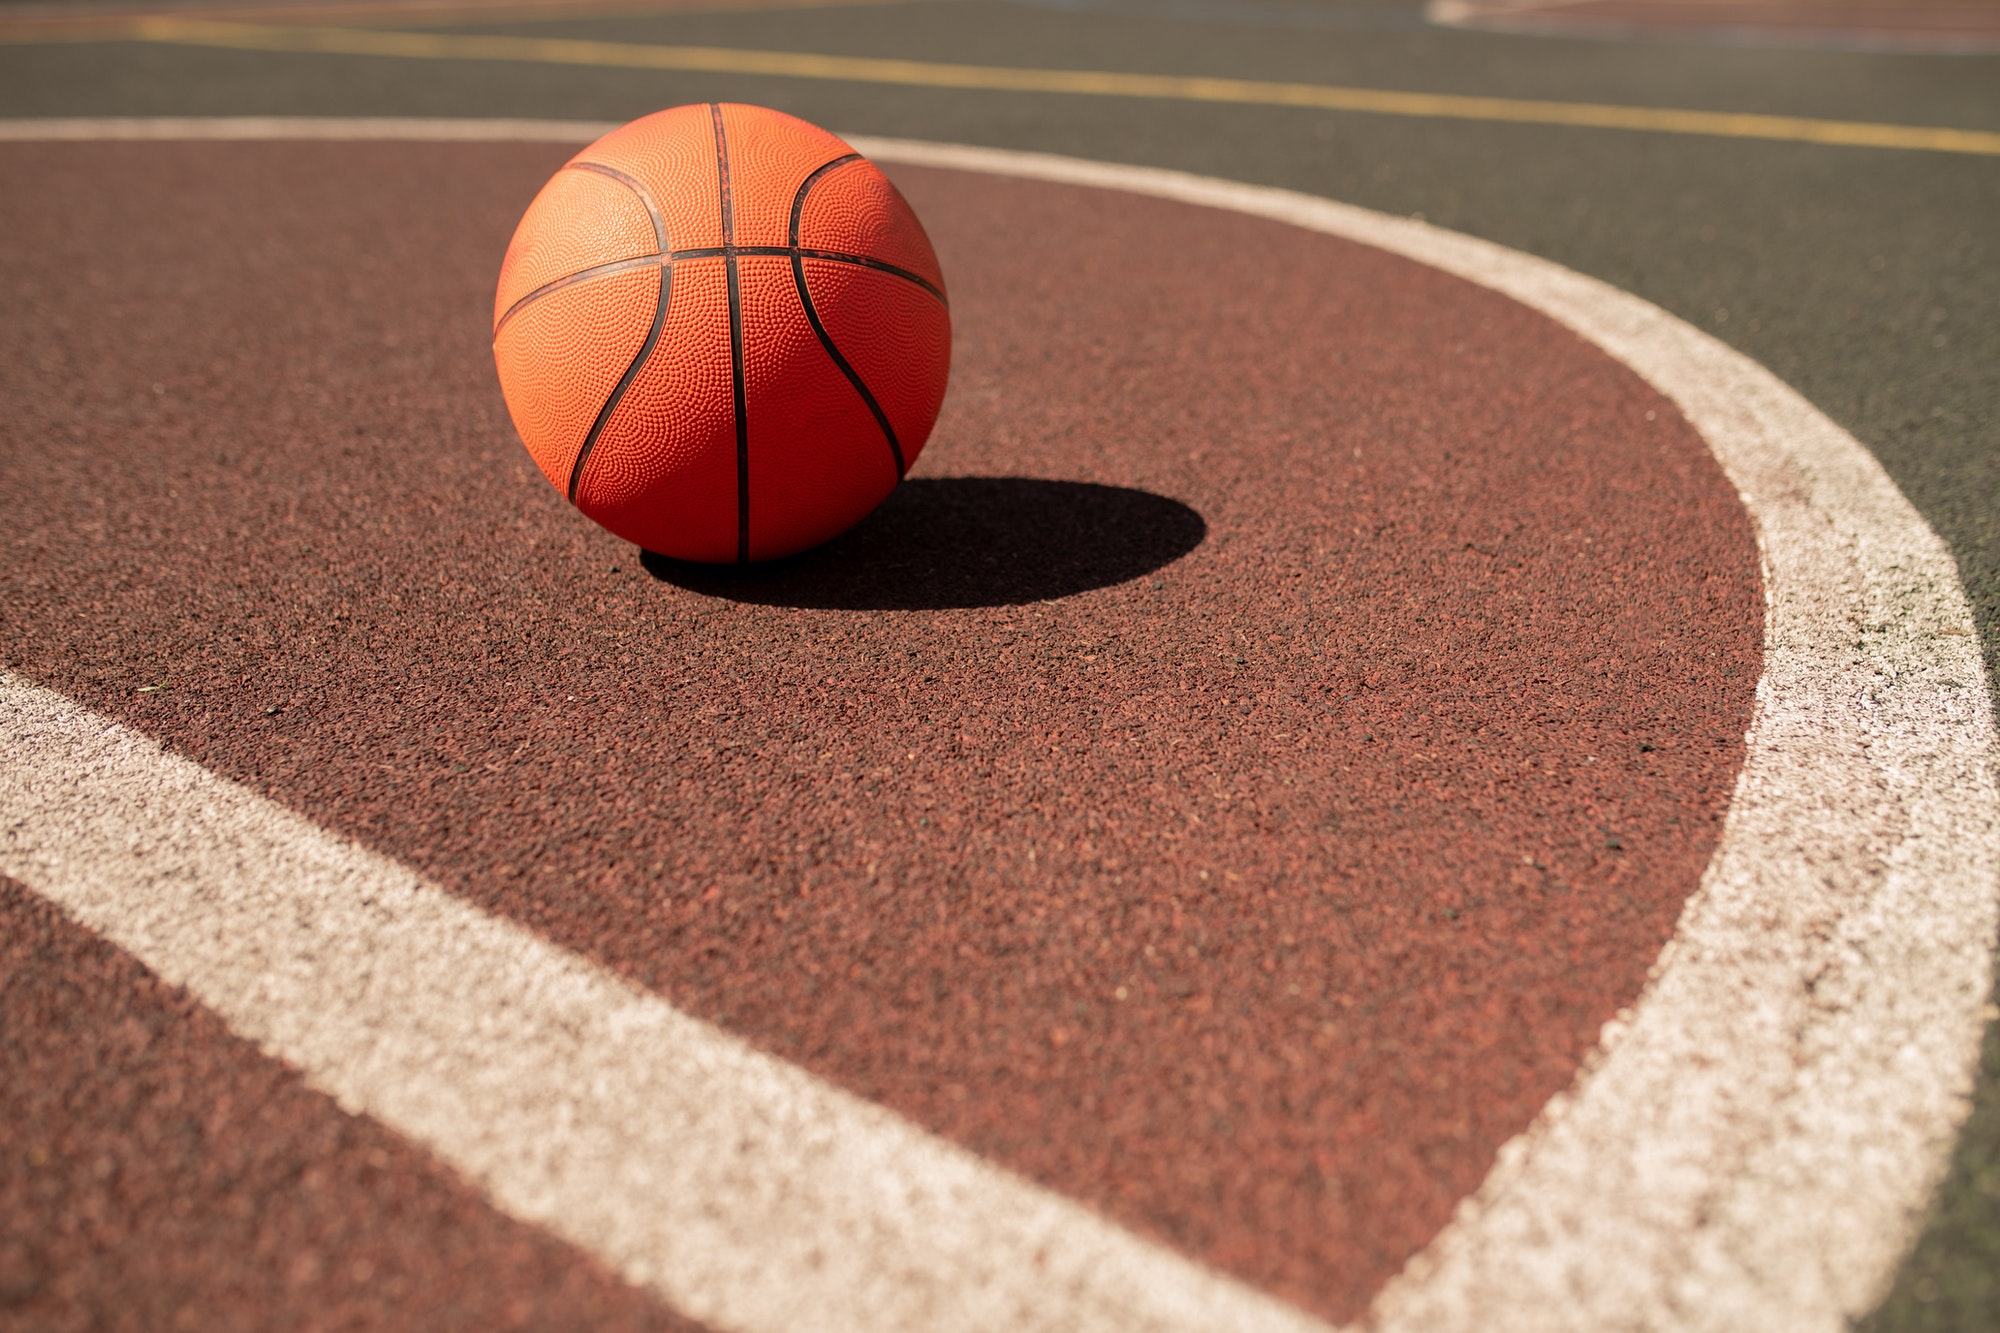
(1425, 0, 2000, 55)
(6, 19, 2000, 157)
(0, 675, 1329, 1333)
(1, 119, 1995, 1333)
(0, 0, 914, 38)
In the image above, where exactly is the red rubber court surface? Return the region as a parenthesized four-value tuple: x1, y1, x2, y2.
(0, 875, 696, 1332)
(0, 140, 1760, 1323)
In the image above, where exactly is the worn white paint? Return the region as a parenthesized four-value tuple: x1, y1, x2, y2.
(2, 119, 1995, 1333)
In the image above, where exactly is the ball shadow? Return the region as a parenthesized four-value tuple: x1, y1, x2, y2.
(641, 476, 1206, 610)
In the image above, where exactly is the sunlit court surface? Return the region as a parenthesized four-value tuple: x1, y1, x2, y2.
(1, 1, 1997, 1329)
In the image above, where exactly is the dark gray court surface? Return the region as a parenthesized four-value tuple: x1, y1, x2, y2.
(2, 3, 1995, 1325)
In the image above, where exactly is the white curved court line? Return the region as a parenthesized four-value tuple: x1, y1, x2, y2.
(1, 118, 1995, 1333)
(0, 675, 1326, 1333)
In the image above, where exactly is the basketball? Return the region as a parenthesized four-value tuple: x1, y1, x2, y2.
(492, 103, 951, 564)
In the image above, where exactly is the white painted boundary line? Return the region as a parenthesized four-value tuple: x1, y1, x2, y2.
(1, 119, 1996, 1332)
(846, 137, 2000, 1332)
(0, 677, 1329, 1333)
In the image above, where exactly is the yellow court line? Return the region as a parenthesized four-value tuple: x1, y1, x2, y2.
(0, 0, 915, 40)
(366, 0, 927, 28)
(26, 16, 2000, 156)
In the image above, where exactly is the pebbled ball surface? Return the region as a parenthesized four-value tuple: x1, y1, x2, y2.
(492, 103, 952, 564)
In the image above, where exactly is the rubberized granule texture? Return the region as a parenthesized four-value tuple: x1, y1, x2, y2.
(0, 141, 1760, 1321)
(0, 878, 699, 1333)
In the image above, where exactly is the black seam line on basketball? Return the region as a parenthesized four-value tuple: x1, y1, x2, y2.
(558, 156, 672, 505)
(567, 261, 670, 504)
(791, 249, 945, 303)
(492, 253, 664, 337)
(711, 103, 751, 566)
(784, 152, 946, 303)
(565, 160, 668, 252)
(493, 246, 943, 339)
(679, 247, 942, 300)
(789, 155, 906, 480)
(791, 253, 906, 480)
(789, 153, 862, 242)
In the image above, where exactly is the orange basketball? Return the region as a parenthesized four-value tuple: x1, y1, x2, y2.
(492, 104, 951, 563)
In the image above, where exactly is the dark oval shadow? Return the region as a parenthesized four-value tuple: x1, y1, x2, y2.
(641, 476, 1206, 610)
